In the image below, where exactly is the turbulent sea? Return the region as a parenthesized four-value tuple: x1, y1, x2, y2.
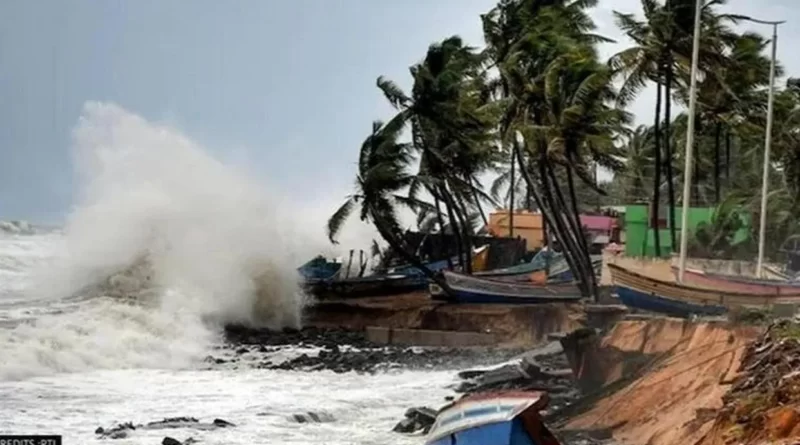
(0, 103, 455, 444)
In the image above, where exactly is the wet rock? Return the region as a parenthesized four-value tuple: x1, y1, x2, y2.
(455, 356, 568, 395)
(393, 407, 437, 434)
(289, 411, 336, 423)
(161, 438, 196, 445)
(96, 417, 235, 439)
(95, 422, 136, 439)
(212, 418, 235, 427)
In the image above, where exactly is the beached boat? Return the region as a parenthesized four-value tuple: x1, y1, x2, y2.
(387, 259, 450, 276)
(474, 248, 554, 279)
(297, 256, 342, 281)
(671, 266, 800, 295)
(305, 273, 427, 299)
(425, 391, 561, 445)
(608, 263, 800, 318)
(483, 253, 603, 285)
(429, 270, 582, 304)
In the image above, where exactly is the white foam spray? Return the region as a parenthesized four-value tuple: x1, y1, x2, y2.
(0, 101, 346, 380)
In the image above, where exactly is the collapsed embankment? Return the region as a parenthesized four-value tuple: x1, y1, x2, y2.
(560, 318, 762, 445)
(306, 292, 586, 347)
(695, 320, 800, 445)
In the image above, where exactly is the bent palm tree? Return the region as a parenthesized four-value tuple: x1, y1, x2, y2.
(326, 120, 452, 292)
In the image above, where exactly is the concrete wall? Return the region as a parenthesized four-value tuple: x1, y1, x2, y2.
(366, 326, 496, 347)
(487, 210, 544, 250)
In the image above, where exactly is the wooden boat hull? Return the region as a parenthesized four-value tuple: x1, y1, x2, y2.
(672, 266, 800, 296)
(609, 263, 800, 317)
(388, 259, 450, 276)
(473, 249, 555, 278)
(297, 256, 342, 280)
(483, 255, 602, 285)
(430, 270, 582, 304)
(615, 283, 727, 317)
(426, 391, 560, 445)
(305, 274, 427, 299)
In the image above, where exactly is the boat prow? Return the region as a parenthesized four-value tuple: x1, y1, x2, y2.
(426, 391, 561, 445)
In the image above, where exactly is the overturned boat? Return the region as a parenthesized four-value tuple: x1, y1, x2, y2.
(425, 391, 561, 445)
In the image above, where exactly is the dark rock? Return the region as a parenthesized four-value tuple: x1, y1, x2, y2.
(393, 406, 437, 434)
(235, 347, 249, 355)
(212, 418, 235, 427)
(289, 411, 335, 423)
(392, 418, 419, 433)
(162, 438, 182, 445)
(95, 422, 136, 439)
(96, 416, 234, 439)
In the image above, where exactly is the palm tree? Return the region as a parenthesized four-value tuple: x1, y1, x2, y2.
(611, 0, 740, 253)
(617, 125, 656, 202)
(377, 36, 500, 273)
(531, 49, 631, 297)
(482, 0, 617, 299)
(326, 119, 451, 291)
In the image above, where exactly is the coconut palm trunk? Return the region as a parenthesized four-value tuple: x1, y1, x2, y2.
(664, 56, 678, 251)
(651, 81, 663, 257)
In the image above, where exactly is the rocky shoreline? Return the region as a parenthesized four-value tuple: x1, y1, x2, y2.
(220, 324, 530, 373)
(221, 324, 600, 443)
(91, 325, 607, 444)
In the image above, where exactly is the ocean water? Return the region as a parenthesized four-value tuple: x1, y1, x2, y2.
(0, 103, 457, 445)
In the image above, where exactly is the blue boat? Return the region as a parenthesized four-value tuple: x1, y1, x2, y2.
(306, 273, 429, 299)
(545, 255, 603, 283)
(606, 263, 772, 318)
(426, 391, 562, 445)
(473, 249, 556, 278)
(297, 256, 342, 281)
(388, 259, 450, 277)
(430, 270, 582, 304)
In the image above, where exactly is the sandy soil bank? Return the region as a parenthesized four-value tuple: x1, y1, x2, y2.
(564, 318, 762, 445)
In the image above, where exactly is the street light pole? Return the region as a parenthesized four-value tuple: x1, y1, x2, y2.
(752, 19, 785, 278)
(677, 0, 704, 283)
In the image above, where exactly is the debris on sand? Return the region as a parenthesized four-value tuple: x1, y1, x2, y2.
(698, 320, 800, 445)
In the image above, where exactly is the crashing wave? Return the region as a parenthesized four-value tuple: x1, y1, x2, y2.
(66, 253, 162, 303)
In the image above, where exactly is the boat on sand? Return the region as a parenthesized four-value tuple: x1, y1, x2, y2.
(430, 270, 582, 304)
(609, 263, 800, 318)
(670, 266, 800, 296)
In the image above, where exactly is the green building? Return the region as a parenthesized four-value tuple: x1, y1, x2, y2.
(623, 204, 751, 258)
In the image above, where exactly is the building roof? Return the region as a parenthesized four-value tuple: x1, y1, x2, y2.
(580, 215, 615, 232)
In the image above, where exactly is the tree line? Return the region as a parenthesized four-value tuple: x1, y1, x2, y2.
(327, 0, 800, 299)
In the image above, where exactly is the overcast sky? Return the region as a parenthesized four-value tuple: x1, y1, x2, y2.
(1, 0, 799, 224)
